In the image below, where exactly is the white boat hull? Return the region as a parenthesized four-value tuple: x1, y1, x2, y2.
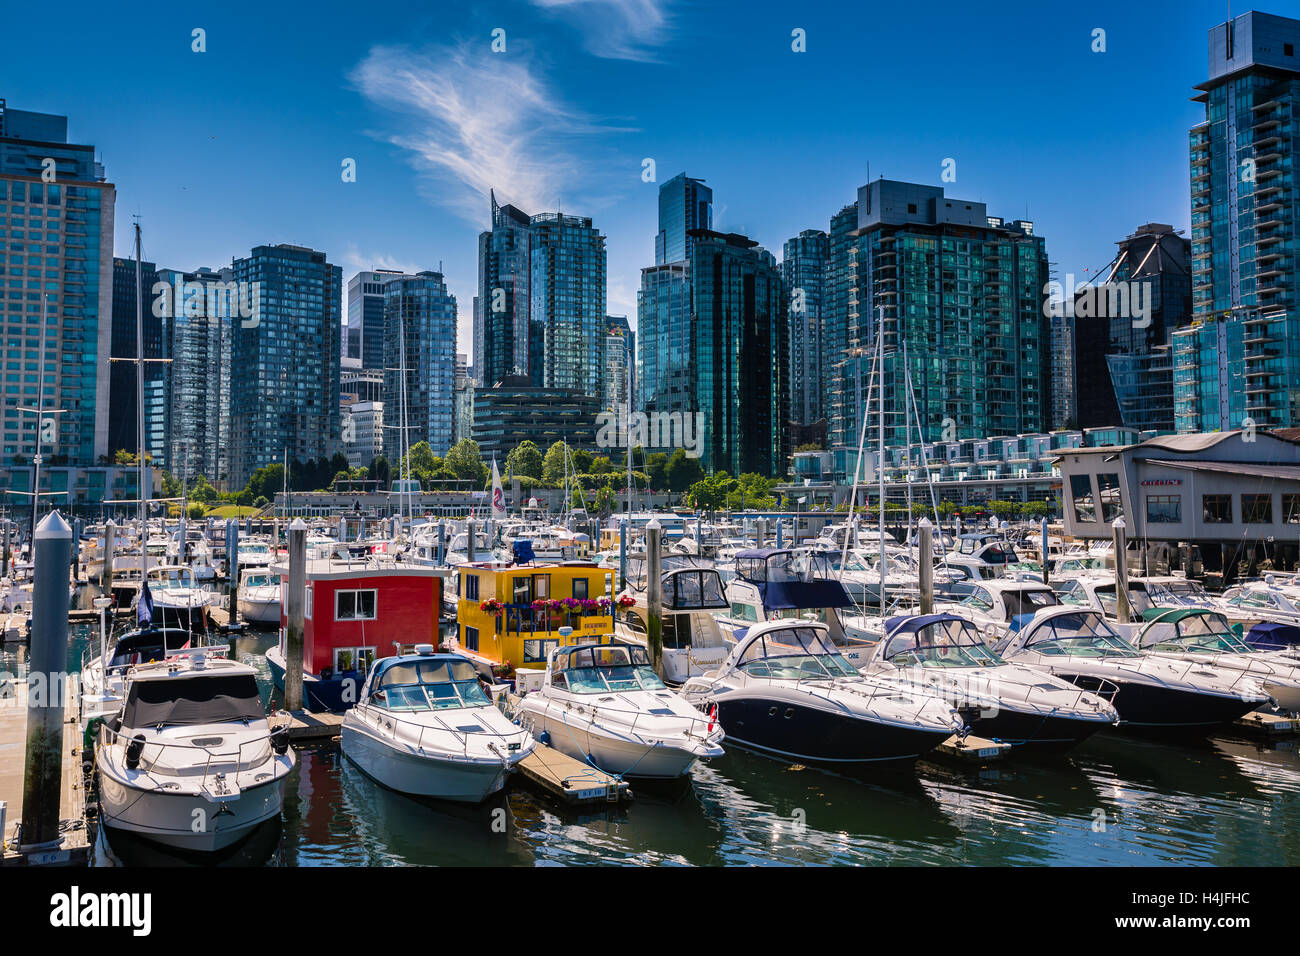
(97, 770, 287, 852)
(239, 597, 280, 624)
(520, 705, 711, 779)
(341, 719, 516, 802)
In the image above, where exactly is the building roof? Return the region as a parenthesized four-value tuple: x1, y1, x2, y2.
(1061, 430, 1300, 457)
(1157, 460, 1300, 482)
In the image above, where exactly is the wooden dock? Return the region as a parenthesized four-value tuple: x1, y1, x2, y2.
(0, 683, 91, 866)
(516, 744, 632, 805)
(932, 733, 1012, 764)
(1233, 710, 1300, 738)
(272, 709, 344, 742)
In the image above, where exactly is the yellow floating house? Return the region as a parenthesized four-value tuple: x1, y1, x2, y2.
(452, 560, 617, 675)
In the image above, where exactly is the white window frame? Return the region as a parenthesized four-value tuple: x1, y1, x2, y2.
(336, 588, 378, 621)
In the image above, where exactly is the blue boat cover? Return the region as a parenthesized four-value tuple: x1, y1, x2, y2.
(884, 613, 964, 634)
(756, 579, 852, 610)
(1245, 620, 1300, 649)
(512, 540, 536, 565)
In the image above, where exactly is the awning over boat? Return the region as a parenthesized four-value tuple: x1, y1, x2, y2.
(756, 579, 852, 610)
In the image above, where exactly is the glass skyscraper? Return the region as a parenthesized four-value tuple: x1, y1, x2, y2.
(827, 180, 1051, 452)
(528, 212, 606, 398)
(637, 260, 692, 415)
(1072, 223, 1192, 433)
(0, 100, 115, 464)
(228, 244, 342, 487)
(690, 231, 788, 476)
(1173, 11, 1300, 432)
(383, 271, 457, 457)
(655, 173, 712, 265)
(156, 266, 232, 483)
(109, 255, 160, 457)
(476, 192, 532, 388)
(782, 229, 828, 427)
(346, 269, 402, 371)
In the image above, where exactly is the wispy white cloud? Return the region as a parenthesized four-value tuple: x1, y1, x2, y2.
(351, 43, 617, 224)
(528, 0, 672, 62)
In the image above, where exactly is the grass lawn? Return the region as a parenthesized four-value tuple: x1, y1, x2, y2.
(203, 505, 261, 518)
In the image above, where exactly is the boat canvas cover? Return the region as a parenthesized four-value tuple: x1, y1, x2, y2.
(1246, 620, 1300, 649)
(755, 579, 853, 611)
(664, 569, 727, 610)
(122, 673, 264, 727)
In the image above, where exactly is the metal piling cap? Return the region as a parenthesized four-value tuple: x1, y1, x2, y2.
(35, 511, 71, 540)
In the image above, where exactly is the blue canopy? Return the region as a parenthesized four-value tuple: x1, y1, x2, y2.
(755, 579, 852, 610)
(884, 613, 965, 635)
(512, 539, 536, 565)
(1245, 620, 1300, 649)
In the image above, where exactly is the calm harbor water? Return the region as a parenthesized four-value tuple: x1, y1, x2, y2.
(11, 621, 1300, 866)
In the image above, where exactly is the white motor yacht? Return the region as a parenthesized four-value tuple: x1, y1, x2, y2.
(342, 646, 534, 802)
(861, 613, 1118, 750)
(997, 607, 1270, 733)
(95, 648, 295, 851)
(237, 566, 282, 625)
(515, 641, 724, 779)
(680, 619, 963, 767)
(614, 555, 732, 684)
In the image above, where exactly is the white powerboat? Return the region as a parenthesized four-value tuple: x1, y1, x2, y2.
(862, 613, 1118, 750)
(515, 641, 724, 779)
(237, 566, 281, 625)
(680, 619, 963, 767)
(614, 556, 732, 684)
(142, 564, 215, 633)
(1135, 608, 1300, 713)
(95, 648, 295, 851)
(997, 607, 1270, 733)
(342, 646, 533, 802)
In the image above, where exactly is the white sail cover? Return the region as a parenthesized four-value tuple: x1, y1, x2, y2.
(491, 460, 507, 519)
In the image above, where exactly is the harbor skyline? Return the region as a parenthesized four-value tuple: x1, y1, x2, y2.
(4, 0, 1215, 358)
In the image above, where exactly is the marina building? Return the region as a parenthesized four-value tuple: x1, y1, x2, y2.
(470, 374, 598, 460)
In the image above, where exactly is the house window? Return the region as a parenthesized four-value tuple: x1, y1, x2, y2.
(305, 587, 313, 619)
(336, 589, 377, 621)
(523, 638, 558, 663)
(1284, 494, 1300, 524)
(1243, 494, 1273, 523)
(463, 625, 479, 652)
(1097, 473, 1123, 521)
(464, 574, 479, 600)
(572, 577, 588, 600)
(532, 574, 550, 599)
(334, 646, 375, 673)
(1146, 495, 1181, 523)
(1202, 494, 1232, 523)
(512, 576, 531, 605)
(1069, 474, 1096, 523)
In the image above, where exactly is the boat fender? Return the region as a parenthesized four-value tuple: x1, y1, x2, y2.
(271, 727, 290, 755)
(538, 730, 551, 747)
(124, 734, 147, 770)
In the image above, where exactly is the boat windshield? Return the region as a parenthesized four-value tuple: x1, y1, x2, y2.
(1143, 615, 1252, 654)
(1226, 590, 1279, 611)
(735, 626, 859, 680)
(150, 567, 195, 588)
(1024, 612, 1139, 658)
(553, 644, 666, 693)
(373, 658, 490, 711)
(244, 572, 280, 588)
(881, 619, 1004, 668)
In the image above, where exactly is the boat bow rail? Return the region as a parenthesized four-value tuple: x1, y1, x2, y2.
(98, 720, 289, 798)
(347, 702, 527, 765)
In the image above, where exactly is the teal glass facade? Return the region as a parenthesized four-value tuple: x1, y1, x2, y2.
(1173, 12, 1300, 431)
(229, 244, 342, 487)
(0, 101, 115, 464)
(782, 229, 828, 426)
(383, 271, 457, 457)
(528, 212, 606, 399)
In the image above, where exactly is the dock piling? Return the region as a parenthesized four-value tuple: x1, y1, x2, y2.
(918, 517, 934, 614)
(645, 518, 663, 677)
(1112, 517, 1131, 623)
(226, 518, 240, 628)
(285, 517, 307, 712)
(20, 512, 71, 852)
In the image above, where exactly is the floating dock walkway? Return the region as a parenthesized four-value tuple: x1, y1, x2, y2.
(0, 682, 90, 866)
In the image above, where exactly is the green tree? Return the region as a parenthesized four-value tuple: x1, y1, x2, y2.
(399, 441, 439, 484)
(645, 451, 669, 490)
(369, 455, 391, 488)
(186, 502, 206, 520)
(665, 448, 705, 492)
(444, 439, 487, 484)
(187, 474, 219, 504)
(571, 448, 593, 475)
(506, 440, 544, 481)
(542, 441, 569, 485)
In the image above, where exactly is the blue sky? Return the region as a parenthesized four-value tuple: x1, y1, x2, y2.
(5, 0, 1234, 356)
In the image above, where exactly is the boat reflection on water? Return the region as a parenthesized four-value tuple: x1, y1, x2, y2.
(96, 816, 284, 867)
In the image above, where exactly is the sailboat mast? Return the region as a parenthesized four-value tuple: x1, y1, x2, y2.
(877, 308, 885, 620)
(136, 222, 147, 584)
(30, 293, 49, 546)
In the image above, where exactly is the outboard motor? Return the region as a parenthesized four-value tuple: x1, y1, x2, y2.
(125, 734, 147, 770)
(271, 727, 290, 756)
